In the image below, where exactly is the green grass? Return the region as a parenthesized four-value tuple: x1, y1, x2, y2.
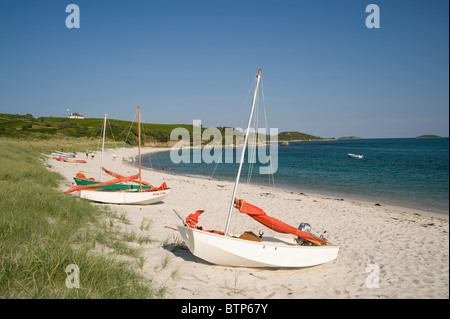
(0, 137, 163, 298)
(0, 112, 194, 145)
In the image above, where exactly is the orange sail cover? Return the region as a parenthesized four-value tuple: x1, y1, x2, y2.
(185, 210, 225, 235)
(235, 199, 328, 246)
(101, 167, 168, 191)
(102, 167, 153, 187)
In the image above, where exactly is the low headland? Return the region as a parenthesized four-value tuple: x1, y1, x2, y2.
(416, 134, 443, 139)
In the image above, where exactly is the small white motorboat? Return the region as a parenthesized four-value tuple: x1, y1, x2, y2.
(348, 153, 364, 159)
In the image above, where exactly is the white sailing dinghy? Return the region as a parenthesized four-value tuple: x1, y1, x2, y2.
(348, 153, 364, 159)
(64, 107, 169, 205)
(177, 69, 339, 268)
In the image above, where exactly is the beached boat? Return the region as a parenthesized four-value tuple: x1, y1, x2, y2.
(65, 108, 169, 204)
(348, 153, 364, 159)
(75, 185, 168, 205)
(52, 153, 76, 159)
(54, 157, 87, 163)
(54, 150, 78, 157)
(66, 174, 168, 205)
(176, 69, 339, 268)
(122, 156, 136, 163)
(74, 172, 158, 191)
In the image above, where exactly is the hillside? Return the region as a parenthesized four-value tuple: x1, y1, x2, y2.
(276, 131, 329, 141)
(0, 113, 193, 145)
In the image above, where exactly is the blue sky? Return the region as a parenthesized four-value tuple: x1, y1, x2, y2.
(0, 0, 448, 138)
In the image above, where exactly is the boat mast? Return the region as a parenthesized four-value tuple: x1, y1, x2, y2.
(99, 112, 107, 181)
(224, 68, 262, 235)
(138, 106, 142, 191)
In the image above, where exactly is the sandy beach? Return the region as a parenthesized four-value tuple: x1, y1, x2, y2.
(48, 147, 449, 299)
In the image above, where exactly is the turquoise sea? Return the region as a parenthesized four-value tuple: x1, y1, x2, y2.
(141, 138, 449, 214)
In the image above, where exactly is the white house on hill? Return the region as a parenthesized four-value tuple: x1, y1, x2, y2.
(67, 112, 84, 119)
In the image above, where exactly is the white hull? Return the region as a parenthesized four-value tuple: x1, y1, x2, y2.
(177, 226, 339, 268)
(348, 153, 363, 159)
(79, 189, 169, 205)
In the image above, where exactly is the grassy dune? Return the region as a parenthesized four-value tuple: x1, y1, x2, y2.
(0, 137, 162, 298)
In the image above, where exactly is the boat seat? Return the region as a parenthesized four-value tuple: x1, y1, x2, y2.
(238, 231, 262, 242)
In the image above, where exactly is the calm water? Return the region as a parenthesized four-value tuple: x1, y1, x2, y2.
(141, 138, 449, 214)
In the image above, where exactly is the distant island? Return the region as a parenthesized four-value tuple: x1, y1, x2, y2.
(337, 136, 362, 140)
(416, 135, 443, 139)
